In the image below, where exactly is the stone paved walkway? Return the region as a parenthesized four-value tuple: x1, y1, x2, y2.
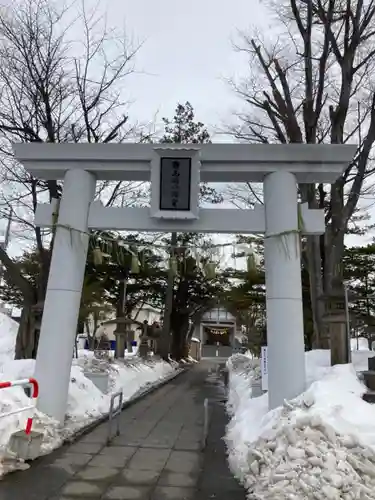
(0, 360, 246, 500)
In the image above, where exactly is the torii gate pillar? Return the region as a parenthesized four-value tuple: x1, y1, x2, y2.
(35, 169, 96, 423)
(264, 170, 305, 408)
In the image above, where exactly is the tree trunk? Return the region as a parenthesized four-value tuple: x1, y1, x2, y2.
(305, 236, 327, 348)
(170, 316, 189, 361)
(170, 329, 183, 360)
(324, 225, 348, 365)
(113, 283, 127, 346)
(184, 323, 196, 359)
(300, 184, 328, 349)
(368, 335, 373, 351)
(90, 335, 97, 350)
(324, 226, 345, 292)
(15, 305, 39, 359)
(186, 322, 195, 342)
(0, 246, 42, 360)
(74, 333, 79, 358)
(159, 232, 178, 361)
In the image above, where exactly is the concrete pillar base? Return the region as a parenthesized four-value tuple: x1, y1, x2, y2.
(8, 430, 43, 461)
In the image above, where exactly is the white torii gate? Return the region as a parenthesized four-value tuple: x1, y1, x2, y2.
(14, 143, 356, 424)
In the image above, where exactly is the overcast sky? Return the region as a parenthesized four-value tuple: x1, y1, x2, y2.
(100, 0, 268, 136)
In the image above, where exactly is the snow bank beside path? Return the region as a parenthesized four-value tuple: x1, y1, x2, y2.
(225, 351, 375, 499)
(0, 313, 178, 478)
(0, 313, 18, 364)
(351, 336, 370, 351)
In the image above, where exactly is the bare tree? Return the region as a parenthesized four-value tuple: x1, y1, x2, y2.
(0, 0, 147, 358)
(229, 0, 375, 348)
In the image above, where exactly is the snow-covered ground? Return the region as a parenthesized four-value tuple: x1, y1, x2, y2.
(0, 313, 178, 477)
(226, 350, 375, 499)
(351, 336, 370, 351)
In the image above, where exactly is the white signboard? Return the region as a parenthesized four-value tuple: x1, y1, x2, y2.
(261, 346, 268, 391)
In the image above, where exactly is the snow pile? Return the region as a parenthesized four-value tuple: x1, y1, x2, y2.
(302, 348, 375, 375)
(226, 352, 375, 499)
(352, 350, 375, 372)
(0, 313, 179, 477)
(351, 336, 370, 351)
(0, 313, 18, 364)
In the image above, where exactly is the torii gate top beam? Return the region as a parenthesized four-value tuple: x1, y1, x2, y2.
(13, 143, 356, 183)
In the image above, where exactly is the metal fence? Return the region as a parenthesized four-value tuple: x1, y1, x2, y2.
(107, 391, 123, 445)
(0, 377, 39, 434)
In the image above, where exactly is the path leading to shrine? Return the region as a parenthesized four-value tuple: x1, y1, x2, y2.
(0, 360, 246, 500)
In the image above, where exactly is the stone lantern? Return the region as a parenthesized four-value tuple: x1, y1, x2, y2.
(102, 317, 138, 359)
(138, 322, 150, 359)
(138, 321, 163, 358)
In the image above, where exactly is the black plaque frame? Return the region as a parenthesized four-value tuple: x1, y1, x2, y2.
(159, 157, 192, 211)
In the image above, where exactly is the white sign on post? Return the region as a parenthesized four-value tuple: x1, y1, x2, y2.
(261, 346, 268, 391)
